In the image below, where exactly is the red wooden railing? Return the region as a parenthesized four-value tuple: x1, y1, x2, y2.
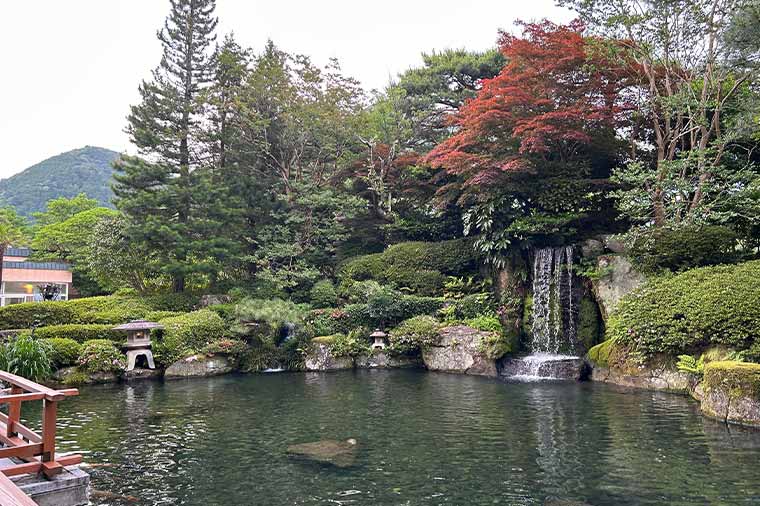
(0, 371, 82, 505)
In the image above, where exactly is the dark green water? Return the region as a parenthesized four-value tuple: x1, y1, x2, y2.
(44, 370, 760, 505)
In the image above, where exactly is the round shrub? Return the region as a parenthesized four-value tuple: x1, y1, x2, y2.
(309, 280, 338, 308)
(627, 225, 739, 273)
(201, 338, 248, 357)
(315, 328, 370, 358)
(153, 310, 227, 366)
(342, 280, 383, 304)
(389, 316, 441, 355)
(607, 260, 760, 359)
(77, 340, 125, 374)
(42, 338, 82, 367)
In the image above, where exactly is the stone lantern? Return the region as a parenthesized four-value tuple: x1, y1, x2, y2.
(113, 320, 163, 371)
(370, 329, 388, 350)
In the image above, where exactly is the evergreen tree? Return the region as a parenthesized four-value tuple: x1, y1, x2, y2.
(115, 0, 218, 292)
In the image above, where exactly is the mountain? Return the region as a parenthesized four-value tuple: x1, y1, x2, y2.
(0, 146, 121, 216)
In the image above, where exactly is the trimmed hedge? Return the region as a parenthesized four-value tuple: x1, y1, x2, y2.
(339, 239, 477, 295)
(607, 260, 760, 358)
(152, 310, 227, 366)
(42, 338, 82, 367)
(33, 324, 125, 344)
(0, 296, 153, 330)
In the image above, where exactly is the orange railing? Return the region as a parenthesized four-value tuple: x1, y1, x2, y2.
(0, 371, 81, 479)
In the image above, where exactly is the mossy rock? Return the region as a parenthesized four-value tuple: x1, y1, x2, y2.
(587, 340, 619, 368)
(704, 361, 760, 399)
(577, 297, 602, 352)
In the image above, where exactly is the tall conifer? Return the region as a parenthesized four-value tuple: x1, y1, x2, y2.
(115, 0, 218, 292)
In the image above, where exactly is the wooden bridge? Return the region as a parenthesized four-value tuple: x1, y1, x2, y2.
(0, 371, 81, 506)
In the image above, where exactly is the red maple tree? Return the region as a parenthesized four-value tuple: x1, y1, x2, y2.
(425, 20, 631, 190)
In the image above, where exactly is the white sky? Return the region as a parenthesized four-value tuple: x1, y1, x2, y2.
(0, 0, 571, 179)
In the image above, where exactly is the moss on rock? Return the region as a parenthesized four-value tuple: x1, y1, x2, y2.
(577, 297, 602, 352)
(704, 361, 760, 399)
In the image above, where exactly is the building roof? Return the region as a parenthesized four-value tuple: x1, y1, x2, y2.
(3, 261, 71, 271)
(6, 247, 30, 257)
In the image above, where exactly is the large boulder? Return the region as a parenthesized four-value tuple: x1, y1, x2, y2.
(422, 325, 498, 377)
(164, 354, 232, 379)
(701, 361, 760, 427)
(304, 344, 354, 371)
(286, 439, 358, 468)
(591, 255, 645, 320)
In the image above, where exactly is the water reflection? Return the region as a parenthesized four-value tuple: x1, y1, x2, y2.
(24, 371, 760, 505)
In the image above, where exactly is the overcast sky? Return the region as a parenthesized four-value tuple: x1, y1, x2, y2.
(0, 0, 571, 179)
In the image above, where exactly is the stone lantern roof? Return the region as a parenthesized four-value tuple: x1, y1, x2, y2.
(113, 319, 164, 331)
(370, 329, 387, 338)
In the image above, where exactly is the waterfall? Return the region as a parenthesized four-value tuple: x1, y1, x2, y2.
(500, 245, 584, 381)
(529, 245, 578, 355)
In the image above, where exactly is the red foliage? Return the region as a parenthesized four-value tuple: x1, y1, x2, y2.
(425, 20, 631, 188)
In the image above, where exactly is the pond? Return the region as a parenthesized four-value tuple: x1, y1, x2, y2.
(44, 370, 760, 505)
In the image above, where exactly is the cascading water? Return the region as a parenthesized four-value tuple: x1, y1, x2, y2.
(501, 246, 585, 380)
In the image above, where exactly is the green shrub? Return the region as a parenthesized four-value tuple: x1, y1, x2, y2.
(627, 225, 739, 273)
(607, 260, 760, 359)
(320, 328, 371, 358)
(144, 310, 184, 322)
(232, 298, 307, 337)
(304, 308, 353, 336)
(389, 316, 441, 355)
(143, 292, 200, 312)
(479, 332, 514, 360)
(77, 340, 125, 374)
(0, 333, 52, 380)
(338, 239, 477, 295)
(465, 315, 503, 333)
(42, 338, 82, 367)
(201, 338, 248, 357)
(33, 324, 125, 343)
(342, 280, 384, 304)
(451, 293, 495, 320)
(205, 304, 235, 323)
(239, 341, 279, 372)
(153, 310, 227, 366)
(703, 361, 760, 399)
(309, 280, 338, 308)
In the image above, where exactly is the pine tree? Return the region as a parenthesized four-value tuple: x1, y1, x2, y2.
(115, 0, 218, 292)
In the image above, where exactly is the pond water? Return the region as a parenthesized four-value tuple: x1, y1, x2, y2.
(40, 371, 760, 505)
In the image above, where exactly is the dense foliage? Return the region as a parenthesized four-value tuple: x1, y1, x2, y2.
(607, 261, 760, 359)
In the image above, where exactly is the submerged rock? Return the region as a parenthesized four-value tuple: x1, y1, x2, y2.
(164, 354, 232, 379)
(286, 438, 358, 468)
(422, 325, 498, 377)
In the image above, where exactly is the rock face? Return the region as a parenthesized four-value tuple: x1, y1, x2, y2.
(286, 439, 358, 468)
(164, 354, 232, 379)
(304, 344, 354, 371)
(355, 352, 421, 369)
(198, 294, 232, 307)
(422, 325, 497, 377)
(591, 255, 645, 320)
(701, 362, 760, 427)
(591, 364, 694, 393)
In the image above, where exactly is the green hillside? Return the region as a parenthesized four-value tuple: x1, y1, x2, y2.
(0, 146, 120, 216)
